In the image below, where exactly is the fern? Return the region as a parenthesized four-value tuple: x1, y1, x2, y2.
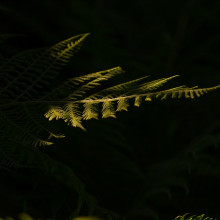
(0, 33, 219, 149)
(44, 75, 220, 131)
(0, 33, 219, 217)
(0, 213, 215, 220)
(0, 33, 90, 149)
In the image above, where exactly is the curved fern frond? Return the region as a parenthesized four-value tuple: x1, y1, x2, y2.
(0, 33, 219, 148)
(41, 67, 123, 101)
(0, 33, 89, 147)
(44, 76, 219, 130)
(0, 33, 89, 103)
(86, 74, 150, 99)
(67, 67, 124, 100)
(128, 75, 179, 94)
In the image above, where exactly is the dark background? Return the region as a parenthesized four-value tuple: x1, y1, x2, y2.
(0, 0, 220, 220)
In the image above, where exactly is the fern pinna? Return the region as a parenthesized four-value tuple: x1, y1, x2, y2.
(0, 33, 219, 149)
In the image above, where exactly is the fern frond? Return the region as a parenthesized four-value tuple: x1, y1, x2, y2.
(71, 66, 123, 86)
(64, 103, 86, 131)
(102, 101, 116, 118)
(0, 33, 219, 148)
(87, 75, 150, 100)
(45, 73, 219, 130)
(50, 33, 89, 57)
(116, 98, 129, 111)
(83, 102, 98, 120)
(40, 67, 124, 102)
(130, 75, 179, 93)
(67, 67, 124, 100)
(0, 33, 89, 103)
(152, 85, 220, 100)
(0, 34, 89, 147)
(44, 106, 67, 121)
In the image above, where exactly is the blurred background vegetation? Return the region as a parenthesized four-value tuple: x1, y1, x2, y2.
(0, 0, 220, 219)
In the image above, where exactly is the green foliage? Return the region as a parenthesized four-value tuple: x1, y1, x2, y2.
(0, 33, 219, 219)
(0, 33, 219, 150)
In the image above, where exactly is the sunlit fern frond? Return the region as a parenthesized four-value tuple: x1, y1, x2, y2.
(127, 75, 179, 94)
(0, 34, 89, 148)
(85, 74, 150, 99)
(66, 67, 124, 100)
(44, 72, 220, 130)
(0, 33, 219, 149)
(38, 67, 124, 102)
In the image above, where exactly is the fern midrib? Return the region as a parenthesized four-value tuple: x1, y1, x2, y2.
(2, 85, 219, 108)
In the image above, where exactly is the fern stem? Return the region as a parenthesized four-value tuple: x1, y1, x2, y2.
(1, 85, 219, 108)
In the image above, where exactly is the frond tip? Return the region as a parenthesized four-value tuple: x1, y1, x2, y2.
(0, 32, 219, 148)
